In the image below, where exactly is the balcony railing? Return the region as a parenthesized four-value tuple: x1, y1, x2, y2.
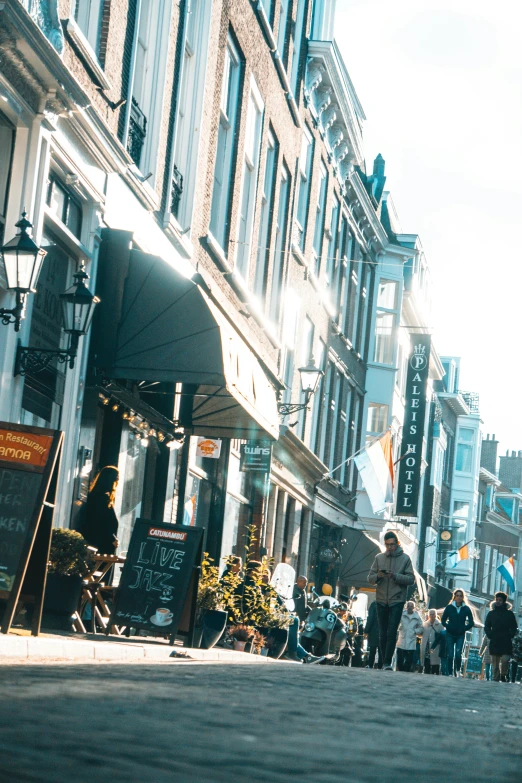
(459, 390, 479, 414)
(127, 98, 147, 168)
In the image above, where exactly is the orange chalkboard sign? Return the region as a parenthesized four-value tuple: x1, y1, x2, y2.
(0, 428, 53, 468)
(0, 422, 63, 636)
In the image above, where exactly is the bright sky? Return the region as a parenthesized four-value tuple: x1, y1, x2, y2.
(337, 0, 522, 459)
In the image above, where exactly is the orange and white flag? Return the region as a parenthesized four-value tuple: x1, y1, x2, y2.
(354, 431, 394, 514)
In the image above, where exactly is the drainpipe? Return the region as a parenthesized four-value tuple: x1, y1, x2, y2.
(162, 0, 191, 225)
(121, 0, 143, 147)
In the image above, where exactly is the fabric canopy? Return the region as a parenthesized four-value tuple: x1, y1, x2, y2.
(338, 527, 428, 602)
(338, 528, 382, 589)
(96, 249, 279, 440)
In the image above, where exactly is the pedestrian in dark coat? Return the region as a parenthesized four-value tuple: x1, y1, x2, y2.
(485, 592, 518, 682)
(364, 600, 381, 668)
(441, 588, 474, 676)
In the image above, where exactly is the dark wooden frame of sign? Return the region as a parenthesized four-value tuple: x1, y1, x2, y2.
(106, 523, 203, 646)
(0, 423, 63, 636)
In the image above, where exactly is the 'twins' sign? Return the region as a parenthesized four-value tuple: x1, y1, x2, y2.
(395, 336, 431, 517)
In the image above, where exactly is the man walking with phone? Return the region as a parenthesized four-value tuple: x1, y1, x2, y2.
(368, 531, 415, 670)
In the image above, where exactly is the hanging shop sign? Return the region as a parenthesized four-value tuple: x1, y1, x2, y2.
(395, 335, 431, 517)
(239, 440, 272, 473)
(196, 437, 222, 459)
(0, 422, 63, 635)
(107, 520, 203, 644)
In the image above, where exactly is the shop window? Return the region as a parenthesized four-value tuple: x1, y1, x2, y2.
(0, 111, 15, 251)
(221, 443, 253, 562)
(210, 34, 243, 252)
(254, 129, 278, 300)
(235, 77, 264, 281)
(47, 177, 83, 239)
(268, 162, 291, 324)
(456, 427, 474, 473)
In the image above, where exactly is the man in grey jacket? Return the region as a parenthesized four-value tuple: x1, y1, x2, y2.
(368, 531, 415, 670)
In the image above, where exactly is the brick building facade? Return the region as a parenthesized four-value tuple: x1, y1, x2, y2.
(0, 0, 446, 596)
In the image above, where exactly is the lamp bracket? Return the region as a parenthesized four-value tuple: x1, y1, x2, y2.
(277, 402, 310, 417)
(15, 345, 75, 376)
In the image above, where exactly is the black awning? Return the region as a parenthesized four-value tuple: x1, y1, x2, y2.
(93, 238, 279, 440)
(338, 528, 382, 589)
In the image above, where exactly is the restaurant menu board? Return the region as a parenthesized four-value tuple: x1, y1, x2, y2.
(109, 520, 203, 640)
(0, 470, 44, 593)
(0, 422, 63, 635)
(464, 646, 483, 675)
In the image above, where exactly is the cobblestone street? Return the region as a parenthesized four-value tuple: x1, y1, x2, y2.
(1, 662, 521, 783)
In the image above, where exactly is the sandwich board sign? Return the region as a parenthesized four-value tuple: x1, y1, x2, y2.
(0, 422, 63, 635)
(107, 520, 203, 645)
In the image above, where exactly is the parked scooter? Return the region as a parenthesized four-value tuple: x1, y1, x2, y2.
(300, 589, 347, 661)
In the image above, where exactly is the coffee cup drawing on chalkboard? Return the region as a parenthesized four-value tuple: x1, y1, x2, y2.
(151, 607, 173, 626)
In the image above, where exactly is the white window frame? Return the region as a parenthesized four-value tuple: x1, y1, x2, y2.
(373, 278, 398, 365)
(74, 0, 104, 56)
(128, 0, 171, 181)
(312, 162, 327, 275)
(269, 162, 290, 325)
(210, 35, 242, 251)
(296, 126, 313, 249)
(366, 402, 388, 440)
(235, 76, 264, 281)
(455, 426, 474, 474)
(171, 0, 213, 231)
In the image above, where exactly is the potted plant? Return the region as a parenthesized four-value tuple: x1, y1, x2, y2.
(43, 529, 93, 629)
(195, 554, 239, 649)
(229, 623, 253, 652)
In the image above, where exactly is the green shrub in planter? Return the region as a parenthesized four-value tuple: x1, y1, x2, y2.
(48, 528, 94, 577)
(43, 529, 94, 628)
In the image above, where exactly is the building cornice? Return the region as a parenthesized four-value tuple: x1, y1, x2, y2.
(306, 39, 365, 168)
(347, 173, 388, 250)
(479, 466, 501, 486)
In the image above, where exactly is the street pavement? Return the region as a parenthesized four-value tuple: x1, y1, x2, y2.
(1, 662, 521, 783)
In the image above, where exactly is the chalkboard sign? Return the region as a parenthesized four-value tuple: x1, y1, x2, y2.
(108, 520, 203, 643)
(0, 422, 63, 635)
(465, 646, 482, 675)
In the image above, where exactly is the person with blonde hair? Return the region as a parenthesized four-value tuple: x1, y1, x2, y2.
(441, 588, 474, 676)
(420, 608, 444, 674)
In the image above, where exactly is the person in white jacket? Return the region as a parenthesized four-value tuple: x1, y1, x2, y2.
(395, 601, 424, 672)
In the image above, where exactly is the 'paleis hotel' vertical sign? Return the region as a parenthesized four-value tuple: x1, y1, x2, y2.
(395, 335, 431, 517)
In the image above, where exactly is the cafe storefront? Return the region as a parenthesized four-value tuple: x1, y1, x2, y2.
(75, 229, 280, 564)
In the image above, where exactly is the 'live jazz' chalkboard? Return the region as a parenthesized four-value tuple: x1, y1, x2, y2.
(0, 469, 44, 593)
(108, 520, 202, 640)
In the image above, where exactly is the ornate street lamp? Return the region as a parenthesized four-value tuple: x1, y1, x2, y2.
(277, 358, 324, 417)
(0, 212, 46, 331)
(15, 264, 100, 375)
